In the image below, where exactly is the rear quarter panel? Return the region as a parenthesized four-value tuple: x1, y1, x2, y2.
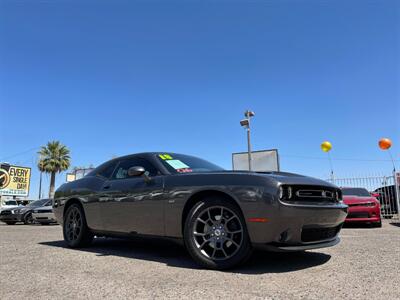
(54, 176, 105, 229)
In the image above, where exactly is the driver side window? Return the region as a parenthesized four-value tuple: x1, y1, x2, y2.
(111, 158, 159, 180)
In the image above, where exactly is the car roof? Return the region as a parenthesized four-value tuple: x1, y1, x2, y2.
(112, 152, 184, 160)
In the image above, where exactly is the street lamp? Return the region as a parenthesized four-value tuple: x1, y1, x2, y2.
(240, 110, 255, 171)
(38, 154, 43, 199)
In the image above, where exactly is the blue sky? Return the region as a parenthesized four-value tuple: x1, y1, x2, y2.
(0, 0, 399, 199)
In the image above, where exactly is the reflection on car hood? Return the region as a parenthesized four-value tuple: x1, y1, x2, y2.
(186, 170, 337, 188)
(259, 172, 335, 186)
(211, 170, 336, 187)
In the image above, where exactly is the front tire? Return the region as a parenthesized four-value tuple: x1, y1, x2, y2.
(63, 203, 93, 248)
(24, 213, 34, 225)
(5, 222, 16, 225)
(373, 221, 382, 228)
(184, 197, 252, 270)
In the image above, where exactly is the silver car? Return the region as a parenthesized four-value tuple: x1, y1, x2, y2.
(32, 203, 57, 225)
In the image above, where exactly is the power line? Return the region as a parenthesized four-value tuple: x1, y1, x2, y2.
(0, 147, 40, 162)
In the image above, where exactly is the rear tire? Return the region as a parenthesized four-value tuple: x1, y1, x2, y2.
(63, 203, 93, 248)
(5, 222, 16, 225)
(184, 197, 252, 270)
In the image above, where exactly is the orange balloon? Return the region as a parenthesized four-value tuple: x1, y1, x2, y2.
(379, 138, 392, 150)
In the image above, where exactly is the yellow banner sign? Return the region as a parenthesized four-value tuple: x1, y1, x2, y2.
(0, 165, 31, 197)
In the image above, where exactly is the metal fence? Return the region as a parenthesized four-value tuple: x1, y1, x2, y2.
(328, 173, 400, 219)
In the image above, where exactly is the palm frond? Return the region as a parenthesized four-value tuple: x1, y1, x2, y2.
(37, 140, 71, 174)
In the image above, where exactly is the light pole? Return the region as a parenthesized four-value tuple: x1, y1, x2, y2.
(38, 155, 43, 199)
(240, 110, 255, 171)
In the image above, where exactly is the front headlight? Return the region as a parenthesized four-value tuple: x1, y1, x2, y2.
(336, 190, 343, 202)
(279, 185, 292, 200)
(279, 186, 284, 199)
(11, 209, 20, 214)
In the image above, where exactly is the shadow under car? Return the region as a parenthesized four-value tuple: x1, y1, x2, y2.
(39, 236, 331, 274)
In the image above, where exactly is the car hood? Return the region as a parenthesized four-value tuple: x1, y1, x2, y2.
(258, 172, 336, 187)
(343, 196, 377, 205)
(0, 205, 20, 211)
(199, 170, 337, 188)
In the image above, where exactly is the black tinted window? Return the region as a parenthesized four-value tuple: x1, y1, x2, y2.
(112, 158, 159, 179)
(28, 199, 49, 207)
(96, 161, 118, 179)
(342, 188, 370, 197)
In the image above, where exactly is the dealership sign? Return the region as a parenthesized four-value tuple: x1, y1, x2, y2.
(0, 164, 31, 197)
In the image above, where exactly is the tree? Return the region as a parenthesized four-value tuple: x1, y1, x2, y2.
(37, 141, 71, 199)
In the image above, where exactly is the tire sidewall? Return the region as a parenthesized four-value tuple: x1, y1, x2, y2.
(184, 197, 252, 270)
(63, 204, 92, 248)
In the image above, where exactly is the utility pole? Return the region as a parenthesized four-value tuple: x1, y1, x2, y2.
(38, 155, 43, 199)
(240, 110, 255, 171)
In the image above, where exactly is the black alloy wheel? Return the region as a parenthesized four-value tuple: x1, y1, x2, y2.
(63, 204, 93, 248)
(184, 197, 252, 270)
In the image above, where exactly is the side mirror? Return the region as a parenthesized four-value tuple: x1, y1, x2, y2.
(128, 166, 146, 177)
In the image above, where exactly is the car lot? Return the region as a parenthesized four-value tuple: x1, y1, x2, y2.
(0, 222, 399, 300)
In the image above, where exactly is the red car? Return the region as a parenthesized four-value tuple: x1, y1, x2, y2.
(342, 187, 382, 227)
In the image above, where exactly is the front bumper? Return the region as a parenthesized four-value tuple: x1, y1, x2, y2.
(260, 237, 340, 252)
(0, 213, 24, 223)
(32, 212, 57, 223)
(345, 205, 381, 223)
(246, 199, 348, 249)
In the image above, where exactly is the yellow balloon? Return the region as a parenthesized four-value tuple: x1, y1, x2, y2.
(321, 141, 332, 152)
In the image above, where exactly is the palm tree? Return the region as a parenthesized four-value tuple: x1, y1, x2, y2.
(37, 141, 71, 199)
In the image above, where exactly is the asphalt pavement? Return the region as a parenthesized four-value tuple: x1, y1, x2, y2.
(0, 221, 399, 299)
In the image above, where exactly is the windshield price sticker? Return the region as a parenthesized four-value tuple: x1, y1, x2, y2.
(159, 154, 173, 160)
(165, 159, 189, 170)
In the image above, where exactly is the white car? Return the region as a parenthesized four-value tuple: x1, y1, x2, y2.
(0, 200, 22, 212)
(32, 204, 57, 225)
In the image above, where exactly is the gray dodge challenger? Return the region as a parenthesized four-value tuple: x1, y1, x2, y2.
(54, 152, 348, 269)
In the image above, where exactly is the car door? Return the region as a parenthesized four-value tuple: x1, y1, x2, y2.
(99, 157, 165, 235)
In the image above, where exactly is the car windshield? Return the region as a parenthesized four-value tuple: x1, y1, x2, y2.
(28, 199, 50, 207)
(342, 188, 370, 197)
(4, 200, 18, 206)
(157, 153, 224, 174)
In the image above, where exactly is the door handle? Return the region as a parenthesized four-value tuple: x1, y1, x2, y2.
(103, 185, 111, 190)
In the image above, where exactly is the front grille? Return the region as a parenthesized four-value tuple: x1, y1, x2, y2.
(281, 185, 340, 204)
(0, 210, 11, 216)
(301, 226, 340, 242)
(347, 212, 369, 218)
